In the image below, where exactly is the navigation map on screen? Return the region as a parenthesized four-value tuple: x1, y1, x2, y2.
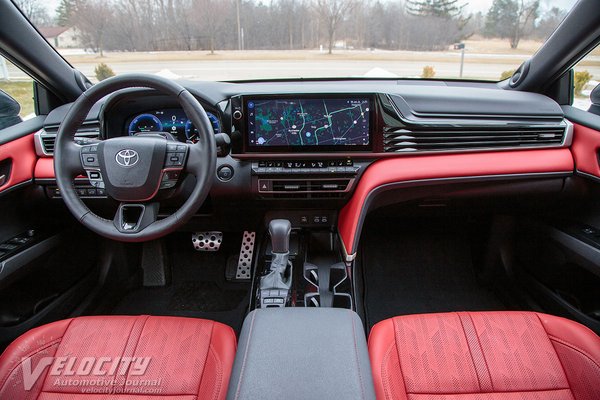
(247, 98, 370, 147)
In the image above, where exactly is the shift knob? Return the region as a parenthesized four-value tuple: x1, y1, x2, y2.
(269, 219, 291, 254)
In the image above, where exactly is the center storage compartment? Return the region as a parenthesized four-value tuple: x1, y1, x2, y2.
(227, 308, 375, 400)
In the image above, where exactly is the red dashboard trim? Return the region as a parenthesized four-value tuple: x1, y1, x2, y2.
(34, 157, 55, 179)
(571, 122, 600, 178)
(338, 148, 574, 256)
(0, 134, 37, 193)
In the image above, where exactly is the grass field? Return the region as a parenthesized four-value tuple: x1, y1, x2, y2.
(0, 80, 34, 117)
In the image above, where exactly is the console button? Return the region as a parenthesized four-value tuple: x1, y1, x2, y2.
(258, 180, 272, 192)
(217, 165, 234, 181)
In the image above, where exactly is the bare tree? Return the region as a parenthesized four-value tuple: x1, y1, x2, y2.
(13, 0, 52, 25)
(511, 0, 538, 49)
(193, 0, 228, 54)
(314, 0, 355, 54)
(72, 0, 113, 57)
(485, 0, 538, 49)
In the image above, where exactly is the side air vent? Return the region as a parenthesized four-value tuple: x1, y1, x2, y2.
(35, 122, 100, 156)
(383, 125, 568, 153)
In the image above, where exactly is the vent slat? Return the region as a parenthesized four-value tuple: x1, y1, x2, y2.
(40, 127, 100, 155)
(383, 127, 566, 153)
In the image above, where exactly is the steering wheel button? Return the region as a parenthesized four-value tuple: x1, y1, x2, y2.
(167, 144, 178, 152)
(177, 145, 187, 151)
(83, 154, 99, 167)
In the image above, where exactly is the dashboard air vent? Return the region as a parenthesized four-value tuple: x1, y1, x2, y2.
(37, 122, 100, 156)
(383, 126, 567, 153)
(259, 178, 353, 199)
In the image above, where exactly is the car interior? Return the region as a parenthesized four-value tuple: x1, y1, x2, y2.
(0, 0, 599, 399)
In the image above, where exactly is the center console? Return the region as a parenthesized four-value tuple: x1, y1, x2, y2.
(227, 308, 375, 400)
(252, 217, 353, 310)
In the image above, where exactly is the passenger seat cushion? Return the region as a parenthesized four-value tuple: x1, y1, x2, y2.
(368, 311, 600, 400)
(0, 315, 236, 400)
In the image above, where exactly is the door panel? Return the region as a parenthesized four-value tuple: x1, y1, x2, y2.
(0, 133, 37, 193)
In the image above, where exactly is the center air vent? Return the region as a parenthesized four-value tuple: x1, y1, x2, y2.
(258, 178, 353, 199)
(383, 125, 568, 153)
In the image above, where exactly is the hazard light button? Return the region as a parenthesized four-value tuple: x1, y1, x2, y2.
(258, 180, 272, 192)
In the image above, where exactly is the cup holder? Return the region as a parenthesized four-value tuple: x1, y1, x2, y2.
(303, 262, 352, 309)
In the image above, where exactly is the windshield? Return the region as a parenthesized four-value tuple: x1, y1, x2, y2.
(12, 0, 587, 83)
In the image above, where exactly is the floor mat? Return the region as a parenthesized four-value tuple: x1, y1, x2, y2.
(103, 232, 252, 332)
(362, 218, 506, 329)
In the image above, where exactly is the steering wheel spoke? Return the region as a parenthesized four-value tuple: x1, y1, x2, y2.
(59, 141, 87, 177)
(113, 202, 159, 234)
(79, 143, 105, 189)
(182, 142, 204, 176)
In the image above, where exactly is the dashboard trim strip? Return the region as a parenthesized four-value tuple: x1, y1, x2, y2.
(337, 148, 575, 259)
(339, 171, 574, 263)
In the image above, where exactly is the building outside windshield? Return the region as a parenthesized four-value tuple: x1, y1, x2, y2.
(2, 0, 598, 117)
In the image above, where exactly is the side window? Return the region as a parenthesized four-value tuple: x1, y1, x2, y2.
(572, 46, 600, 112)
(0, 55, 35, 130)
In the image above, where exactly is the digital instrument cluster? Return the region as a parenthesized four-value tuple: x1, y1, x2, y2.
(127, 108, 221, 143)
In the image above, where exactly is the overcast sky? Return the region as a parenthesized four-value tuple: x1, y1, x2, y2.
(41, 0, 579, 17)
(466, 0, 577, 13)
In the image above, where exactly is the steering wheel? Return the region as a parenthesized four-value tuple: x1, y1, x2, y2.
(54, 74, 217, 242)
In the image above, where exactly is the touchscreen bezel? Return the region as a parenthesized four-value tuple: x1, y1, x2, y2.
(243, 94, 374, 153)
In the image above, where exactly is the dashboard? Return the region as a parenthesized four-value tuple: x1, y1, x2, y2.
(36, 80, 573, 223)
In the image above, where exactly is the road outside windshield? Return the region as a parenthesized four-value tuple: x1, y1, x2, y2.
(4, 0, 598, 106)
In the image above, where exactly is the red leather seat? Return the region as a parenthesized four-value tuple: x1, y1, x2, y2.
(0, 315, 236, 399)
(368, 311, 600, 400)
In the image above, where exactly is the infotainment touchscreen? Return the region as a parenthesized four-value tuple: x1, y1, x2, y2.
(246, 97, 370, 150)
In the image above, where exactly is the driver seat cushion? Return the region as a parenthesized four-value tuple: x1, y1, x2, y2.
(368, 311, 600, 400)
(0, 315, 236, 400)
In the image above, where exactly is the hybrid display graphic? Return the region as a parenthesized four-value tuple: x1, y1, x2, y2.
(247, 98, 370, 147)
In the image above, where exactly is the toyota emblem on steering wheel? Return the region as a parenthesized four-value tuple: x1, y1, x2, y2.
(115, 149, 139, 167)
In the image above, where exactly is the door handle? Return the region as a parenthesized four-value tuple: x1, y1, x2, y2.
(0, 174, 6, 187)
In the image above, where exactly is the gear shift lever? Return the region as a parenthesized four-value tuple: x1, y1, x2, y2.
(269, 219, 291, 254)
(259, 219, 292, 307)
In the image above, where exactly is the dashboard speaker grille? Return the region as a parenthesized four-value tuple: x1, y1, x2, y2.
(383, 126, 566, 153)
